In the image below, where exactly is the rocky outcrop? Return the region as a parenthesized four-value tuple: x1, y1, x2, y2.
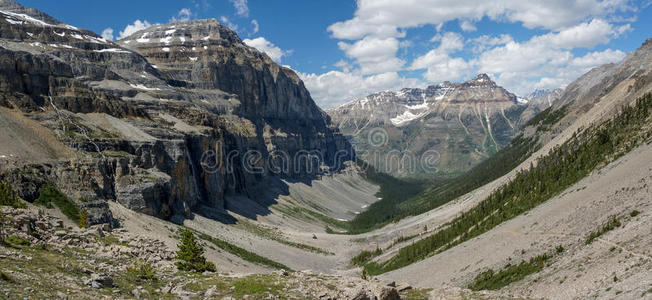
(0, 1, 353, 223)
(328, 74, 528, 178)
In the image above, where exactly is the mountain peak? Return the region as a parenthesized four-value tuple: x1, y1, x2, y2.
(467, 73, 495, 86)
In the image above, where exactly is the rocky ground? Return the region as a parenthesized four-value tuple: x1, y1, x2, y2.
(0, 206, 451, 299)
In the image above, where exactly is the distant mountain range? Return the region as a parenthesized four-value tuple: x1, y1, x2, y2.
(327, 74, 562, 178)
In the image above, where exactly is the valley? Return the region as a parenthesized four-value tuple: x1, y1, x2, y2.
(0, 1, 650, 299)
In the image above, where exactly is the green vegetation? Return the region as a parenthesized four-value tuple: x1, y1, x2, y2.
(629, 210, 640, 217)
(525, 104, 570, 132)
(3, 234, 31, 248)
(468, 253, 552, 291)
(365, 93, 652, 275)
(350, 247, 382, 266)
(0, 271, 14, 283)
(126, 261, 157, 281)
(175, 229, 216, 272)
(34, 185, 84, 227)
(96, 234, 129, 246)
(190, 228, 291, 271)
(585, 216, 621, 245)
(347, 160, 428, 233)
(350, 135, 538, 233)
(0, 181, 26, 208)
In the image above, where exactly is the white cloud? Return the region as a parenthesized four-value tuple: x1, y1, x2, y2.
(229, 0, 249, 17)
(118, 20, 152, 40)
(101, 28, 114, 41)
(171, 8, 192, 22)
(299, 71, 422, 108)
(471, 34, 513, 53)
(569, 48, 626, 68)
(243, 37, 289, 63)
(300, 0, 638, 108)
(459, 20, 477, 32)
(251, 19, 259, 34)
(328, 0, 632, 40)
(338, 36, 405, 74)
(410, 32, 472, 82)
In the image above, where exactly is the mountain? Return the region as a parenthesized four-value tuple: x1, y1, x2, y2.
(327, 74, 531, 178)
(0, 1, 352, 224)
(354, 38, 652, 299)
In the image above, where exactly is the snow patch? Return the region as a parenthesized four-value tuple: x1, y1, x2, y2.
(95, 48, 129, 53)
(130, 83, 161, 91)
(0, 10, 54, 27)
(165, 29, 176, 35)
(390, 110, 421, 126)
(5, 18, 22, 25)
(189, 57, 198, 61)
(53, 31, 65, 37)
(160, 36, 172, 44)
(162, 47, 170, 52)
(359, 97, 369, 109)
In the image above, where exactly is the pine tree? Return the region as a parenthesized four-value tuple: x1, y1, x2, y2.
(175, 229, 216, 272)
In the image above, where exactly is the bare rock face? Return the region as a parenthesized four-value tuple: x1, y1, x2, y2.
(0, 1, 352, 224)
(328, 74, 530, 178)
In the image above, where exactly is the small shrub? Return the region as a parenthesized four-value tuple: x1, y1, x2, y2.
(0, 271, 14, 283)
(555, 245, 565, 254)
(0, 182, 26, 208)
(4, 234, 30, 248)
(629, 210, 640, 217)
(175, 229, 216, 272)
(585, 216, 621, 245)
(78, 209, 89, 228)
(35, 186, 83, 227)
(351, 247, 382, 266)
(126, 261, 156, 281)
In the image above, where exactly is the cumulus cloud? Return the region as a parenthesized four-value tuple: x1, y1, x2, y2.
(118, 20, 152, 40)
(300, 0, 637, 108)
(101, 28, 114, 41)
(338, 37, 405, 74)
(410, 32, 472, 82)
(299, 71, 423, 108)
(328, 0, 632, 40)
(476, 24, 627, 95)
(243, 37, 290, 63)
(229, 0, 249, 17)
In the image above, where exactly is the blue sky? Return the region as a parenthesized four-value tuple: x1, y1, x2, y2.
(18, 0, 652, 109)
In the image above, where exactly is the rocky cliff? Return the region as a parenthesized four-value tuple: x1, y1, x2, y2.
(327, 74, 530, 178)
(0, 0, 352, 224)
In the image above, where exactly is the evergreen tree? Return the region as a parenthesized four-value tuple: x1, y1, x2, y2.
(175, 229, 216, 272)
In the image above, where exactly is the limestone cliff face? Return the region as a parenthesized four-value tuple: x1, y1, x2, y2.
(328, 74, 529, 178)
(0, 1, 352, 224)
